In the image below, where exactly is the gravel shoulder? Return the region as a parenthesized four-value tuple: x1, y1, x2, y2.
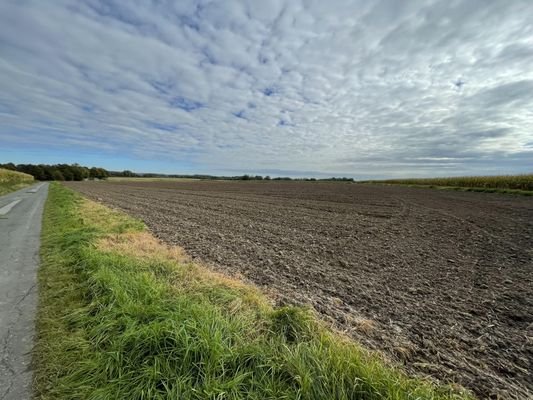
(66, 180, 533, 399)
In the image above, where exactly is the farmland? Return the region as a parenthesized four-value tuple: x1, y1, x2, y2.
(0, 167, 34, 195)
(66, 180, 533, 399)
(36, 183, 466, 399)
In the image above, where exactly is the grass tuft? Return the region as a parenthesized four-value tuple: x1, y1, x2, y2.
(271, 307, 314, 343)
(34, 183, 473, 399)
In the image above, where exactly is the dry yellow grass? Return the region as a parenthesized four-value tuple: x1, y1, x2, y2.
(0, 168, 33, 184)
(79, 196, 144, 232)
(0, 168, 34, 195)
(354, 318, 377, 334)
(97, 231, 188, 263)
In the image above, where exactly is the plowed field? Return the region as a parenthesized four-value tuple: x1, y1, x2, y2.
(66, 180, 533, 399)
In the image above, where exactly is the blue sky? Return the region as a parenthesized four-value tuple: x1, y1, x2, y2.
(0, 0, 532, 178)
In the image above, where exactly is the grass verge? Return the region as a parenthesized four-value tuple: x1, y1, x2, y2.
(34, 183, 472, 399)
(0, 168, 34, 195)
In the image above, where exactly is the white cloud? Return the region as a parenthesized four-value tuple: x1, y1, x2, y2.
(0, 0, 532, 177)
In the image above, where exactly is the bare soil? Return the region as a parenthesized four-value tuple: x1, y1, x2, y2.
(66, 180, 533, 399)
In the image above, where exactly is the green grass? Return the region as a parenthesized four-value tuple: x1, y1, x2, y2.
(361, 174, 533, 195)
(34, 183, 472, 400)
(0, 168, 34, 195)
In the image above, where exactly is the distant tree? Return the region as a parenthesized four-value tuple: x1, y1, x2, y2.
(254, 175, 263, 180)
(82, 167, 90, 180)
(90, 167, 109, 180)
(0, 163, 17, 171)
(51, 169, 64, 181)
(40, 165, 55, 181)
(70, 166, 82, 181)
(2, 162, 109, 181)
(17, 164, 46, 180)
(57, 165, 74, 181)
(68, 164, 89, 181)
(264, 175, 271, 180)
(15, 164, 29, 175)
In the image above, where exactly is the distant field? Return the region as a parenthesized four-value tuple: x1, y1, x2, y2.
(362, 174, 533, 194)
(0, 168, 34, 195)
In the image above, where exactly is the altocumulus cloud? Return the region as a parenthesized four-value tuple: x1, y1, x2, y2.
(0, 0, 532, 177)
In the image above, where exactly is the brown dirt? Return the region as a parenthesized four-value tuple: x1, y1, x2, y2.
(65, 180, 533, 399)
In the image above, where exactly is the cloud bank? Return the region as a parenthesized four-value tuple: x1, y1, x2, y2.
(1, 0, 532, 177)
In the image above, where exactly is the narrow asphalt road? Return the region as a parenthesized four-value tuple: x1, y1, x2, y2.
(0, 183, 49, 400)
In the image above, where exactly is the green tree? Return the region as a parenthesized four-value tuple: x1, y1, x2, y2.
(90, 167, 109, 180)
(51, 169, 65, 181)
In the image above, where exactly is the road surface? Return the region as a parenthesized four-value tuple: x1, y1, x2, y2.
(0, 183, 49, 400)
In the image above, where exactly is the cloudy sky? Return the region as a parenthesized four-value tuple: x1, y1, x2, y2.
(1, 0, 532, 178)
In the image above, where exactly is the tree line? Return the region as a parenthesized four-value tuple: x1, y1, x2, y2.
(0, 163, 109, 181)
(108, 171, 354, 182)
(1, 163, 354, 182)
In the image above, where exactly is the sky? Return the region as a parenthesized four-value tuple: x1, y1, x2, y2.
(0, 0, 532, 178)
